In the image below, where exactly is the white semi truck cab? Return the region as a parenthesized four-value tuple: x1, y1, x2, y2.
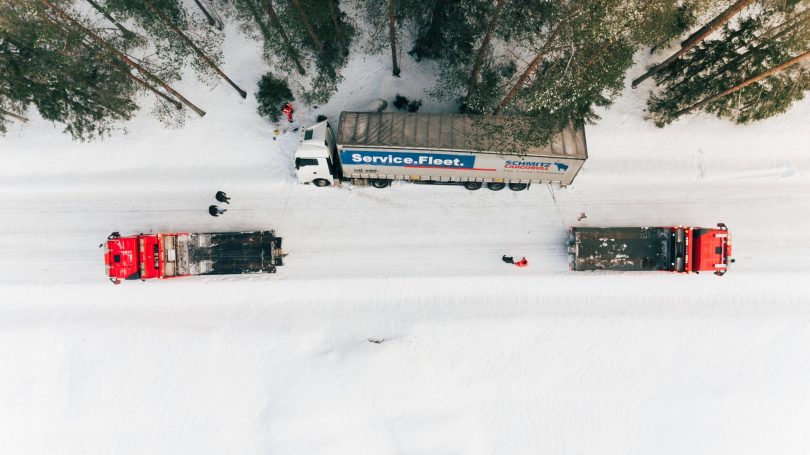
(294, 112, 587, 190)
(294, 120, 338, 187)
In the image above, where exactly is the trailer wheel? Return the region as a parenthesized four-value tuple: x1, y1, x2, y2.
(313, 178, 331, 187)
(371, 179, 390, 189)
(487, 182, 506, 191)
(508, 183, 528, 191)
(464, 182, 483, 190)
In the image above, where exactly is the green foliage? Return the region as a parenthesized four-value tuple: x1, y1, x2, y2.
(103, 0, 224, 86)
(256, 72, 294, 122)
(648, 7, 810, 126)
(226, 0, 354, 106)
(408, 0, 488, 62)
(0, 1, 138, 140)
(517, 39, 635, 144)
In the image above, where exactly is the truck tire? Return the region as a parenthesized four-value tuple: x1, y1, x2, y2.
(508, 183, 528, 191)
(371, 179, 390, 189)
(487, 182, 505, 191)
(464, 182, 483, 190)
(313, 178, 331, 187)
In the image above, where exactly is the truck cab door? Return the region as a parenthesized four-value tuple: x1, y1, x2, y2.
(295, 157, 331, 185)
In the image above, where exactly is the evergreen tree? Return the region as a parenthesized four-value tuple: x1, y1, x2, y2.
(633, 0, 756, 87)
(648, 5, 810, 125)
(489, 0, 697, 144)
(408, 0, 488, 63)
(358, 0, 422, 76)
(102, 0, 224, 87)
(0, 0, 138, 140)
(275, 0, 355, 104)
(255, 72, 294, 121)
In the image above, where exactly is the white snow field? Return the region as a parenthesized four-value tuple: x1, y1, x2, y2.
(2, 20, 810, 455)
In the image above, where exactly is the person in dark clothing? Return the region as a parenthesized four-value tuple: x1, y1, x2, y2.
(209, 205, 227, 217)
(502, 255, 515, 264)
(215, 191, 230, 204)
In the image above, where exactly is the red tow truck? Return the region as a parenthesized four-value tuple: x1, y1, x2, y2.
(568, 223, 733, 275)
(103, 231, 283, 284)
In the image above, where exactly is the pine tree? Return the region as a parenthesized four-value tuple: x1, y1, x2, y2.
(102, 0, 224, 88)
(632, 0, 756, 87)
(255, 72, 294, 121)
(142, 0, 246, 97)
(408, 0, 487, 63)
(41, 0, 205, 117)
(457, 0, 697, 144)
(219, 0, 307, 76)
(648, 6, 810, 125)
(275, 0, 354, 104)
(1, 0, 139, 140)
(358, 0, 422, 76)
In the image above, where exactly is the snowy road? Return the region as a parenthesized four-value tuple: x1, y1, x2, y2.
(1, 175, 808, 283)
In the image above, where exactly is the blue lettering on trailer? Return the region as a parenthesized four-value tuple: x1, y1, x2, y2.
(341, 150, 478, 169)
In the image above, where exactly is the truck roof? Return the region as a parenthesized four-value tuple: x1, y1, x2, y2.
(337, 112, 587, 159)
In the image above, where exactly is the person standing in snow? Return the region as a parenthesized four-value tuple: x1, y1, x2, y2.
(209, 205, 227, 217)
(282, 102, 294, 123)
(215, 191, 230, 204)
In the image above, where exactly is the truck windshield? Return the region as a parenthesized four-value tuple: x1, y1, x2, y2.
(295, 158, 319, 169)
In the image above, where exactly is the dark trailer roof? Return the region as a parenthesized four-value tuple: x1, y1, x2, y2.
(188, 231, 282, 275)
(337, 111, 587, 159)
(570, 227, 673, 271)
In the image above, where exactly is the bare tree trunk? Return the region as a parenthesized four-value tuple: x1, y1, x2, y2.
(291, 0, 324, 54)
(193, 0, 219, 29)
(0, 108, 29, 123)
(259, 0, 307, 75)
(84, 0, 135, 39)
(40, 0, 206, 116)
(388, 0, 400, 76)
(327, 0, 347, 56)
(465, 0, 506, 102)
(632, 0, 756, 87)
(143, 0, 246, 98)
(493, 22, 564, 115)
(674, 49, 810, 117)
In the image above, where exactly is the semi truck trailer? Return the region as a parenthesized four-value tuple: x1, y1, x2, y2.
(103, 231, 283, 284)
(568, 224, 732, 275)
(295, 111, 587, 191)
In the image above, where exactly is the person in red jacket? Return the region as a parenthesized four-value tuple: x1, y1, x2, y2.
(282, 102, 294, 122)
(514, 257, 528, 267)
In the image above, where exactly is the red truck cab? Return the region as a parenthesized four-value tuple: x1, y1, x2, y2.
(688, 224, 733, 275)
(104, 233, 164, 283)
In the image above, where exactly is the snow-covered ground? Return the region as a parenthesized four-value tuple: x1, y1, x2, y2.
(1, 19, 810, 455)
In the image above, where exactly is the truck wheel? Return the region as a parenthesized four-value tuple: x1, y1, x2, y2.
(464, 182, 483, 190)
(487, 182, 506, 191)
(313, 178, 331, 187)
(508, 183, 528, 191)
(371, 179, 390, 189)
